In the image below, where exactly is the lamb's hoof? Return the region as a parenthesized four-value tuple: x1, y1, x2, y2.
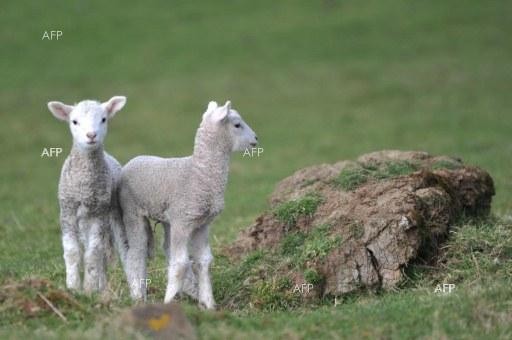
(134, 299, 146, 306)
(131, 294, 147, 305)
(66, 281, 81, 292)
(66, 286, 81, 293)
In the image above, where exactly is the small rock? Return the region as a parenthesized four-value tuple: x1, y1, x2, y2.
(121, 303, 196, 340)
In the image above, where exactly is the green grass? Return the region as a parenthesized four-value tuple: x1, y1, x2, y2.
(431, 159, 463, 171)
(273, 194, 323, 227)
(203, 217, 512, 338)
(374, 161, 418, 179)
(336, 165, 372, 190)
(336, 158, 467, 190)
(212, 250, 304, 312)
(212, 223, 341, 312)
(281, 232, 307, 256)
(1, 0, 512, 338)
(303, 269, 323, 286)
(336, 160, 419, 190)
(298, 224, 342, 265)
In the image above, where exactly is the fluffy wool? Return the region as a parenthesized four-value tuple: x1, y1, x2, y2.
(119, 100, 258, 308)
(48, 96, 128, 293)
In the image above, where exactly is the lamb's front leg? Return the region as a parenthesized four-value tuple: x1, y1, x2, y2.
(190, 224, 215, 309)
(83, 217, 107, 293)
(164, 223, 193, 304)
(60, 207, 81, 291)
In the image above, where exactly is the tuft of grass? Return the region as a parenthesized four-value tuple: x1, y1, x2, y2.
(336, 166, 372, 191)
(431, 159, 463, 170)
(273, 194, 322, 227)
(403, 216, 512, 287)
(251, 278, 301, 312)
(279, 224, 343, 267)
(336, 161, 418, 191)
(281, 232, 306, 256)
(374, 160, 418, 179)
(298, 224, 342, 265)
(337, 158, 471, 192)
(213, 224, 342, 311)
(430, 217, 512, 284)
(212, 251, 265, 308)
(214, 250, 304, 312)
(304, 269, 323, 286)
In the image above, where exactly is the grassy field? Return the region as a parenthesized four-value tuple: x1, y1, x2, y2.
(1, 0, 511, 338)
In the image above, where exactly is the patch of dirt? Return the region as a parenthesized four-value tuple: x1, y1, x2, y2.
(0, 277, 83, 321)
(225, 150, 494, 299)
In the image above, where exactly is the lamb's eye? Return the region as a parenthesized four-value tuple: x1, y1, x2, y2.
(101, 117, 106, 123)
(72, 120, 78, 125)
(234, 123, 241, 128)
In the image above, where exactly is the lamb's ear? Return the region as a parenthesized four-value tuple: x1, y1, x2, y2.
(48, 101, 73, 122)
(102, 96, 126, 118)
(211, 100, 231, 122)
(203, 101, 218, 119)
(207, 101, 218, 112)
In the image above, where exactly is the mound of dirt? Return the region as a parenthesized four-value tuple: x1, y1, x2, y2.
(0, 277, 83, 321)
(224, 150, 494, 303)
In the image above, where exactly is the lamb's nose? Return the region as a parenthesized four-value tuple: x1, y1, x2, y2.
(86, 132, 97, 140)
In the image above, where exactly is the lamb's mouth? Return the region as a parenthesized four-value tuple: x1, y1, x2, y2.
(87, 141, 97, 145)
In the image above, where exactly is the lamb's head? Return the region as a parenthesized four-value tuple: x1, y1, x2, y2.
(200, 100, 258, 152)
(48, 96, 126, 150)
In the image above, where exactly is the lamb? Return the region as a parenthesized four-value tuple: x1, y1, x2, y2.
(119, 100, 258, 308)
(48, 96, 128, 293)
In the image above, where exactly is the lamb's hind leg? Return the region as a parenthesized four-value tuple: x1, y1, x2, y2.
(164, 221, 193, 304)
(60, 207, 81, 291)
(189, 224, 215, 309)
(123, 209, 149, 301)
(109, 207, 128, 268)
(83, 216, 108, 293)
(162, 221, 197, 300)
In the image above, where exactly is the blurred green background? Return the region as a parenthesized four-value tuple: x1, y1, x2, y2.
(1, 0, 511, 337)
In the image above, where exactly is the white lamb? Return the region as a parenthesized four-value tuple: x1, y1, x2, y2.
(48, 96, 128, 293)
(119, 100, 258, 308)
